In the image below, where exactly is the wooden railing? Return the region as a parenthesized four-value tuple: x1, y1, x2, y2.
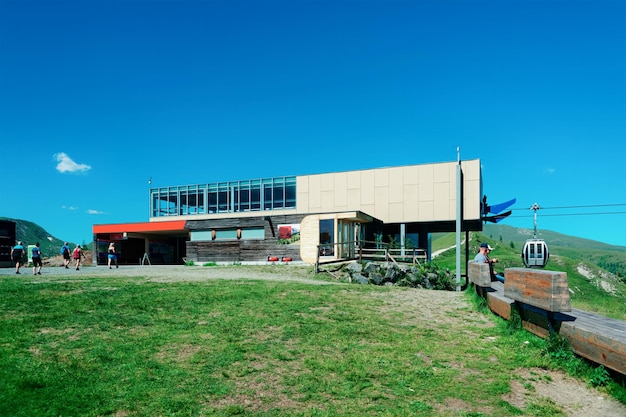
(315, 240, 427, 273)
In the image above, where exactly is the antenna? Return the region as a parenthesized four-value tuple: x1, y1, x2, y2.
(530, 203, 541, 239)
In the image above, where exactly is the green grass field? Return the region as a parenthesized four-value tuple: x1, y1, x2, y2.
(1, 270, 625, 416)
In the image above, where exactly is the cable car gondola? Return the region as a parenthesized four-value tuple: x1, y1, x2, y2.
(521, 203, 549, 268)
(522, 238, 549, 268)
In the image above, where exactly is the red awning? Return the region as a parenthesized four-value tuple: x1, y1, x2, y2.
(93, 220, 187, 234)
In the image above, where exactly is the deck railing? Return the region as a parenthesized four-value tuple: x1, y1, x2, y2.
(315, 240, 427, 273)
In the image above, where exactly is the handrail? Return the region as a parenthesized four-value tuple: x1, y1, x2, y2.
(315, 240, 427, 273)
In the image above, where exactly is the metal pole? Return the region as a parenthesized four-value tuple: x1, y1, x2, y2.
(530, 203, 540, 239)
(455, 147, 462, 292)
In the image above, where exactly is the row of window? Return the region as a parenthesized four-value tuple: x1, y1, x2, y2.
(150, 177, 296, 217)
(190, 228, 265, 241)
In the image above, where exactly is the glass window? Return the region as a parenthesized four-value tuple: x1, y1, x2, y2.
(319, 219, 334, 256)
(241, 228, 265, 239)
(190, 230, 213, 241)
(208, 184, 217, 213)
(273, 185, 284, 209)
(180, 190, 188, 215)
(215, 229, 237, 239)
(217, 183, 229, 213)
(285, 178, 296, 208)
(239, 182, 250, 211)
(251, 181, 261, 211)
(149, 176, 295, 217)
(263, 182, 272, 210)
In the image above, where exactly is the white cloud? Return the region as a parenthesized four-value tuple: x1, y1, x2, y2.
(54, 152, 91, 173)
(62, 205, 79, 211)
(87, 209, 105, 215)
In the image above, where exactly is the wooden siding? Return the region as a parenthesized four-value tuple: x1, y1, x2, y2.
(186, 214, 305, 263)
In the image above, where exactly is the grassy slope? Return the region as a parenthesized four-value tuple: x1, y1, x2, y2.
(1, 274, 624, 416)
(432, 229, 626, 321)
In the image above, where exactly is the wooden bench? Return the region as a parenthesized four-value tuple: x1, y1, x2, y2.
(468, 260, 492, 287)
(468, 264, 626, 374)
(468, 261, 515, 320)
(503, 268, 571, 313)
(501, 268, 626, 375)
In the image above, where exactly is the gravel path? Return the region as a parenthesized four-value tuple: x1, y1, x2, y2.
(0, 264, 334, 285)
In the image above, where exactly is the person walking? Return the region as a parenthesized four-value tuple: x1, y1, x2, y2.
(32, 242, 43, 275)
(11, 241, 25, 274)
(60, 242, 71, 269)
(73, 244, 84, 270)
(107, 242, 118, 269)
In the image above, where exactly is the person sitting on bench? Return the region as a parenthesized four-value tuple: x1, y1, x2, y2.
(474, 243, 505, 283)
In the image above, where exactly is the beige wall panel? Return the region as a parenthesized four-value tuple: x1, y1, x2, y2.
(361, 203, 375, 216)
(296, 192, 309, 214)
(375, 168, 389, 188)
(320, 173, 334, 192)
(434, 163, 452, 184)
(403, 184, 419, 221)
(298, 176, 309, 193)
(347, 170, 361, 189)
(433, 183, 451, 220)
(333, 172, 348, 208)
(389, 167, 404, 204)
(296, 177, 308, 213)
(462, 160, 481, 181)
(299, 215, 320, 264)
(418, 165, 434, 201)
(347, 189, 361, 209)
(291, 159, 481, 224)
(320, 190, 335, 211)
(464, 179, 481, 220)
(448, 165, 458, 199)
(374, 186, 389, 220)
(388, 202, 405, 223)
(403, 204, 418, 222)
(308, 175, 322, 211)
(360, 170, 376, 205)
(419, 201, 434, 220)
(403, 165, 419, 185)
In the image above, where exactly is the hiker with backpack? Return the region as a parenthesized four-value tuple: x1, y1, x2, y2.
(60, 242, 71, 269)
(73, 244, 85, 271)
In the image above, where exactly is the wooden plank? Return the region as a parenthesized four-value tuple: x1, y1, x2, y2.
(559, 308, 626, 375)
(504, 268, 571, 312)
(482, 272, 626, 376)
(486, 291, 514, 320)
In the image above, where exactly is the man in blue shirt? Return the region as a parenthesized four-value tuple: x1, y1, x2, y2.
(11, 241, 25, 274)
(474, 242, 505, 283)
(32, 242, 42, 275)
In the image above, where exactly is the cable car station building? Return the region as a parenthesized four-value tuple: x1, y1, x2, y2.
(92, 159, 483, 265)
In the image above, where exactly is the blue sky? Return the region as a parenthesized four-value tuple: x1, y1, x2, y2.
(1, 0, 625, 247)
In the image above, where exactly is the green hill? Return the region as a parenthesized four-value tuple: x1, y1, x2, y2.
(431, 226, 626, 321)
(482, 224, 626, 278)
(0, 217, 90, 258)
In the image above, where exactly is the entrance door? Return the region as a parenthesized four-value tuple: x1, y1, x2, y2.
(337, 220, 355, 259)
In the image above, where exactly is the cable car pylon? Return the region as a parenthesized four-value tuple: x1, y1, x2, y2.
(522, 203, 549, 268)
